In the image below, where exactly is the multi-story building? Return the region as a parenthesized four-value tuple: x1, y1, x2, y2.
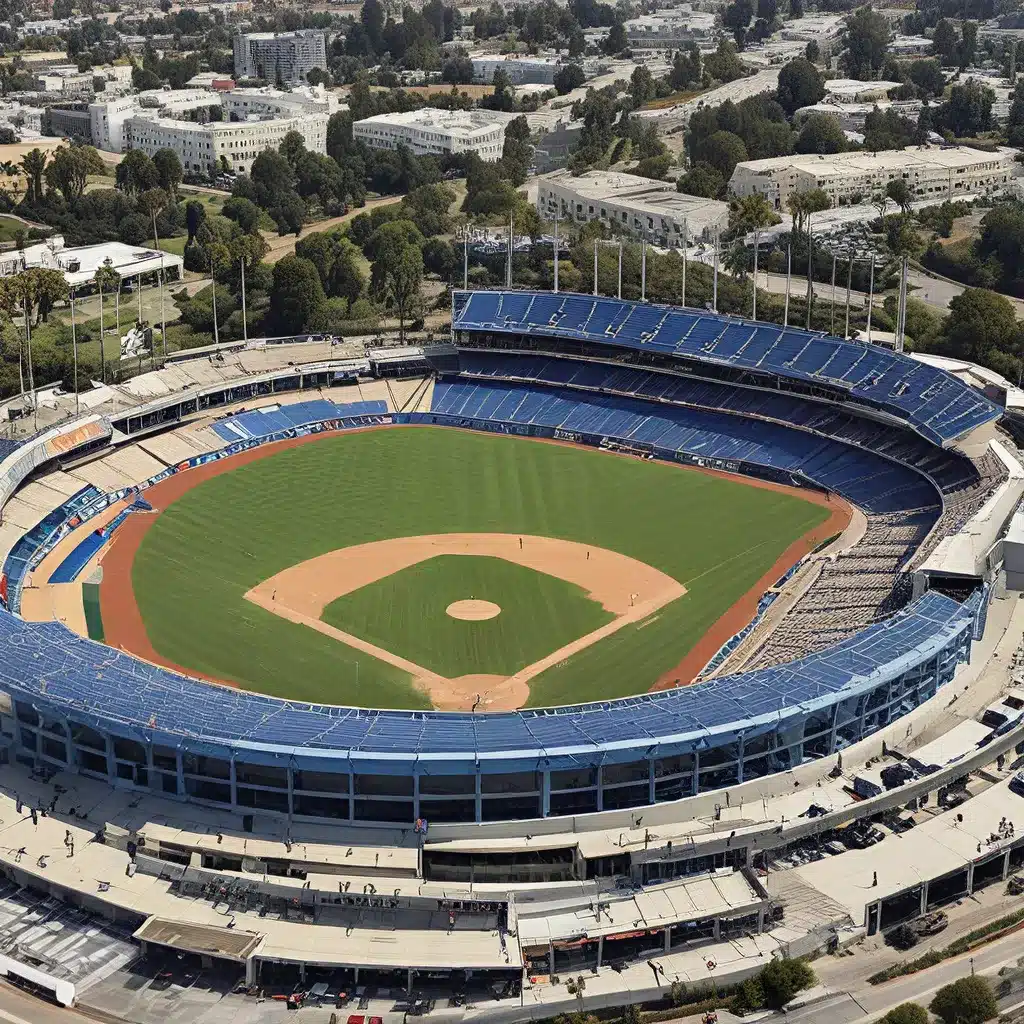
(124, 112, 327, 175)
(538, 169, 730, 245)
(470, 56, 561, 85)
(138, 88, 222, 116)
(221, 84, 338, 120)
(729, 146, 1018, 209)
(88, 95, 141, 152)
(44, 104, 91, 140)
(623, 7, 717, 49)
(232, 30, 327, 84)
(353, 109, 508, 162)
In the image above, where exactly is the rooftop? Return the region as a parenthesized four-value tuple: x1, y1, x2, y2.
(734, 145, 1017, 178)
(354, 108, 510, 139)
(543, 169, 729, 219)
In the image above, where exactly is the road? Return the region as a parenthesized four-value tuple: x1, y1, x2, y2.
(0, 982, 83, 1024)
(260, 194, 405, 263)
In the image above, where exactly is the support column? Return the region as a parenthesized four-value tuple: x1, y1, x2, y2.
(230, 759, 238, 809)
(920, 884, 928, 915)
(966, 862, 975, 896)
(541, 771, 551, 817)
(105, 736, 115, 784)
(1003, 849, 1012, 881)
(245, 957, 256, 987)
(713, 918, 721, 940)
(757, 906, 765, 933)
(596, 768, 604, 813)
(175, 749, 184, 797)
(663, 927, 671, 952)
(475, 772, 482, 824)
(692, 751, 700, 796)
(596, 935, 604, 968)
(648, 760, 655, 806)
(735, 735, 745, 785)
(407, 968, 414, 993)
(413, 773, 420, 822)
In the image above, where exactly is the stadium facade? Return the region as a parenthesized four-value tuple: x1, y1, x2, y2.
(0, 291, 1005, 828)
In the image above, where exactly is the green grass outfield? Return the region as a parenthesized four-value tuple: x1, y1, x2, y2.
(130, 427, 830, 709)
(322, 554, 614, 678)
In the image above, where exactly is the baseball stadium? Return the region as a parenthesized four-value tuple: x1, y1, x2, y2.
(0, 289, 1023, 1018)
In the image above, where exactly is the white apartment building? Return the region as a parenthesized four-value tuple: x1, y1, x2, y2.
(233, 30, 327, 84)
(624, 8, 717, 49)
(125, 112, 327, 175)
(729, 146, 1018, 209)
(538, 169, 730, 246)
(138, 88, 222, 116)
(470, 56, 560, 85)
(353, 109, 507, 161)
(88, 95, 139, 152)
(221, 85, 338, 120)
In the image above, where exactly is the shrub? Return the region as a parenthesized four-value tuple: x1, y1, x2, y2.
(930, 976, 997, 1024)
(759, 957, 816, 1009)
(881, 1003, 929, 1024)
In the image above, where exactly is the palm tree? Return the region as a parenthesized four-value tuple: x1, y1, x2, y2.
(787, 188, 831, 329)
(93, 260, 119, 384)
(729, 193, 780, 320)
(19, 148, 47, 205)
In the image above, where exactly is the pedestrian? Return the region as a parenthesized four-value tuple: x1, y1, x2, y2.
(587, 550, 590, 561)
(519, 537, 522, 549)
(272, 590, 276, 602)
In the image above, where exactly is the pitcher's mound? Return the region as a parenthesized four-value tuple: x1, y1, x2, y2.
(447, 599, 501, 621)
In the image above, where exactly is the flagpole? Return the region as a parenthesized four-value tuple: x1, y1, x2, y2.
(617, 241, 622, 300)
(712, 229, 719, 313)
(830, 252, 837, 335)
(640, 232, 647, 301)
(844, 254, 852, 339)
(592, 239, 598, 296)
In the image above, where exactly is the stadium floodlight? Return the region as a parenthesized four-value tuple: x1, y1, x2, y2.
(70, 285, 78, 418)
(866, 253, 875, 344)
(783, 244, 791, 328)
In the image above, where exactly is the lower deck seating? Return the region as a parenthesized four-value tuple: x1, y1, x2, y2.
(430, 378, 939, 515)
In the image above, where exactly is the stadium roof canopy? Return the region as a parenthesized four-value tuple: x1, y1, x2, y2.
(451, 291, 1000, 447)
(0, 590, 975, 770)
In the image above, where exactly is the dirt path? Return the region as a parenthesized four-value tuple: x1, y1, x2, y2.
(261, 195, 405, 264)
(246, 533, 686, 711)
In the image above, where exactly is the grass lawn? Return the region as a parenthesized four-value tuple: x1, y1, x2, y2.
(0, 215, 26, 242)
(130, 427, 829, 709)
(322, 554, 613, 678)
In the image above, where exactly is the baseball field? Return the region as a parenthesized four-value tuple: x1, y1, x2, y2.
(100, 426, 845, 710)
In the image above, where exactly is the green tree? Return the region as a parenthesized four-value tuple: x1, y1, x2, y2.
(93, 260, 119, 383)
(501, 116, 533, 187)
(908, 57, 945, 98)
(805, 40, 820, 63)
(116, 148, 159, 195)
(222, 196, 262, 233)
(936, 80, 995, 136)
(696, 130, 748, 178)
(932, 18, 958, 65)
(729, 193, 780, 318)
(705, 39, 745, 83)
(382, 244, 423, 341)
(940, 288, 1022, 367)
(43, 143, 104, 204)
(553, 63, 586, 95)
(184, 199, 207, 245)
(759, 958, 816, 1009)
(677, 163, 725, 198)
(20, 148, 47, 203)
(795, 112, 846, 154)
(880, 1004, 929, 1024)
(602, 21, 627, 55)
(886, 178, 913, 217)
(670, 45, 701, 90)
(630, 65, 655, 107)
(929, 975, 998, 1024)
(841, 6, 890, 80)
(777, 56, 825, 115)
(269, 255, 327, 334)
(153, 148, 183, 197)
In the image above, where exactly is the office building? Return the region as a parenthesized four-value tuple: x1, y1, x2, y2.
(233, 30, 327, 84)
(125, 112, 327, 175)
(353, 109, 508, 162)
(729, 146, 1017, 209)
(470, 56, 561, 85)
(624, 8, 717, 48)
(537, 169, 729, 245)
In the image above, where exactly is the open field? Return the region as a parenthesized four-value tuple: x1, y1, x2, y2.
(112, 427, 832, 709)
